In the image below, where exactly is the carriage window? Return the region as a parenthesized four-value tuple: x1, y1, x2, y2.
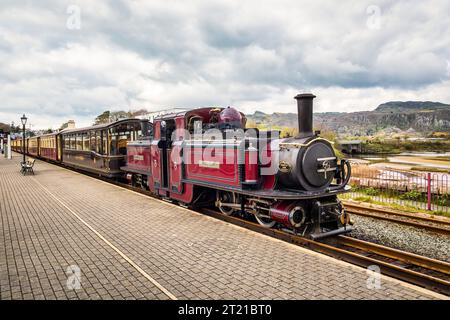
(108, 123, 140, 155)
(102, 130, 107, 155)
(90, 132, 96, 151)
(70, 135, 75, 149)
(83, 132, 89, 151)
(118, 134, 128, 155)
(96, 131, 101, 154)
(110, 133, 117, 155)
(76, 134, 82, 150)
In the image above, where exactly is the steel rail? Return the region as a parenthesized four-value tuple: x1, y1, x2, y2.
(343, 201, 450, 226)
(336, 235, 450, 275)
(343, 202, 450, 236)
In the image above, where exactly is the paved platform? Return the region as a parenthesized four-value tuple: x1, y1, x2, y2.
(0, 154, 445, 300)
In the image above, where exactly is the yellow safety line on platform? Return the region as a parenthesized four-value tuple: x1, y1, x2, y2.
(30, 176, 177, 301)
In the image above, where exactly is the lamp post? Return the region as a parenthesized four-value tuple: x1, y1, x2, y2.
(21, 114, 27, 165)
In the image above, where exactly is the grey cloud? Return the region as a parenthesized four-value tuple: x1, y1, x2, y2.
(0, 0, 449, 128)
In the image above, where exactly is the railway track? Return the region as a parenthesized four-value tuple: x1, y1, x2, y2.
(24, 156, 450, 296)
(343, 201, 450, 236)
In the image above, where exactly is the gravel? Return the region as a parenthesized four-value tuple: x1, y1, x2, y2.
(348, 215, 450, 262)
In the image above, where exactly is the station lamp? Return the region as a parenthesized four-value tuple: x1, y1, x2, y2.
(20, 114, 27, 165)
(21, 114, 27, 126)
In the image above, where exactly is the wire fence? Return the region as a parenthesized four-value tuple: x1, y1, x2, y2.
(340, 163, 449, 213)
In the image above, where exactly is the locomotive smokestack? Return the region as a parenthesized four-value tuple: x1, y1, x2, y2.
(294, 93, 316, 138)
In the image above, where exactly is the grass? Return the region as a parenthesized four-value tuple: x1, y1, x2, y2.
(342, 194, 450, 218)
(341, 183, 450, 218)
(411, 166, 450, 174)
(361, 140, 450, 154)
(350, 184, 450, 205)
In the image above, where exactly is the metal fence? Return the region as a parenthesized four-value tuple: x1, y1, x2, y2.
(341, 163, 449, 213)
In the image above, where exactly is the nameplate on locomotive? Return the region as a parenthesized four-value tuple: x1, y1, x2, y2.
(199, 160, 220, 169)
(133, 155, 144, 161)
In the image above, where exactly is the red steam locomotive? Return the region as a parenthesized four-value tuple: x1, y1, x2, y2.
(13, 93, 352, 239)
(122, 93, 352, 239)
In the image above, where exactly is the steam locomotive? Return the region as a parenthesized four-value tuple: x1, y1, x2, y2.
(12, 93, 352, 239)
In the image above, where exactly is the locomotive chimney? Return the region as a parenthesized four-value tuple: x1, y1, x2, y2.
(294, 93, 316, 138)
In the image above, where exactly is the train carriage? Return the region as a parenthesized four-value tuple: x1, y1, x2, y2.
(120, 120, 153, 189)
(16, 138, 24, 153)
(11, 139, 18, 152)
(15, 137, 28, 154)
(60, 119, 143, 178)
(39, 133, 61, 161)
(27, 136, 39, 157)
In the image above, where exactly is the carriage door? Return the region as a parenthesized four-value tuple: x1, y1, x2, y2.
(57, 135, 62, 161)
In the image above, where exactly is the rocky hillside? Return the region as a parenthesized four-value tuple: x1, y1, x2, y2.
(0, 122, 11, 133)
(247, 101, 450, 136)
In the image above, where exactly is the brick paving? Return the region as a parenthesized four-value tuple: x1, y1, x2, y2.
(0, 154, 445, 300)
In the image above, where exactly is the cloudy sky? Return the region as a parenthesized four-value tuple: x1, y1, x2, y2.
(1, 0, 449, 129)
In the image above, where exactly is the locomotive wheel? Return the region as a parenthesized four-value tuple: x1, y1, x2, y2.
(130, 175, 137, 187)
(217, 191, 237, 216)
(254, 213, 276, 228)
(140, 177, 148, 191)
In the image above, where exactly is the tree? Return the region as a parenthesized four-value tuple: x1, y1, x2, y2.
(60, 122, 69, 130)
(110, 111, 132, 121)
(94, 111, 111, 124)
(0, 122, 10, 132)
(130, 109, 149, 117)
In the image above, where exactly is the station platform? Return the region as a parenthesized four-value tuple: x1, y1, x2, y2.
(0, 154, 445, 300)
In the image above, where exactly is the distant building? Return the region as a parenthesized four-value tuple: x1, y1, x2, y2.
(338, 140, 362, 154)
(60, 120, 76, 130)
